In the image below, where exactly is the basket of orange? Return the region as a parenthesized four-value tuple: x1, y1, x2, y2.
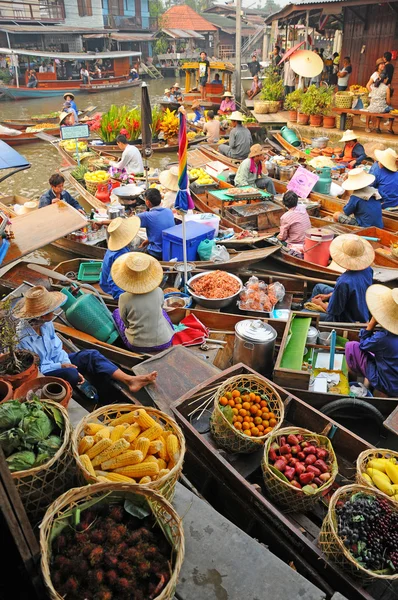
(210, 374, 284, 454)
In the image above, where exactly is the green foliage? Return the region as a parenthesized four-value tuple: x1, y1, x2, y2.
(260, 66, 284, 101)
(0, 298, 23, 374)
(0, 68, 11, 83)
(300, 85, 334, 115)
(153, 34, 169, 56)
(284, 89, 304, 111)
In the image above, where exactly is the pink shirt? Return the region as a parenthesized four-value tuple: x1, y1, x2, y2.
(219, 98, 236, 113)
(279, 205, 311, 245)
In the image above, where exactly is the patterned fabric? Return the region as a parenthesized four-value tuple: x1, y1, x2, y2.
(113, 308, 173, 353)
(278, 205, 311, 245)
(367, 83, 389, 113)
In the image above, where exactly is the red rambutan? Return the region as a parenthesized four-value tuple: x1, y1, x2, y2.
(89, 546, 104, 567)
(82, 542, 96, 557)
(53, 555, 72, 571)
(64, 575, 79, 594)
(137, 560, 151, 578)
(90, 529, 105, 544)
(51, 570, 63, 587)
(125, 546, 141, 562)
(144, 544, 161, 559)
(70, 557, 89, 577)
(75, 532, 90, 545)
(88, 568, 104, 586)
(105, 569, 118, 586)
(55, 534, 67, 551)
(107, 524, 127, 545)
(114, 542, 128, 556)
(117, 560, 134, 578)
(116, 577, 130, 591)
(93, 586, 113, 600)
(103, 555, 118, 569)
(109, 505, 124, 523)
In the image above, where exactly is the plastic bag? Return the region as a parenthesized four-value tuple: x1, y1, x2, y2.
(210, 244, 230, 263)
(197, 238, 215, 261)
(268, 282, 285, 304)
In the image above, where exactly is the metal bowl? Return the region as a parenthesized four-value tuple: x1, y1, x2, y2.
(187, 272, 243, 309)
(311, 136, 329, 149)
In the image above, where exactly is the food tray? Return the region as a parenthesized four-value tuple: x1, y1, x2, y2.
(77, 261, 103, 282)
(190, 181, 219, 192)
(224, 187, 263, 200)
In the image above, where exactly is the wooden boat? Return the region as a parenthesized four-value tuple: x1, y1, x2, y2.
(172, 363, 395, 600)
(181, 61, 234, 110)
(0, 126, 59, 146)
(89, 134, 207, 157)
(269, 130, 309, 160)
(1, 106, 97, 129)
(80, 79, 141, 94)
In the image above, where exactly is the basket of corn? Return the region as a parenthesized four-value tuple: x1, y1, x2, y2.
(262, 427, 338, 513)
(72, 404, 185, 501)
(210, 374, 284, 454)
(84, 170, 110, 194)
(319, 484, 398, 581)
(334, 91, 354, 109)
(40, 481, 185, 600)
(356, 448, 398, 500)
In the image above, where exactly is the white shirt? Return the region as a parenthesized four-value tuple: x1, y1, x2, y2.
(113, 144, 144, 174)
(162, 190, 177, 209)
(39, 65, 45, 73)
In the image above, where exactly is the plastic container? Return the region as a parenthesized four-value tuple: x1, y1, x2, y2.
(185, 212, 221, 236)
(303, 228, 334, 267)
(77, 261, 103, 283)
(280, 126, 300, 147)
(61, 287, 119, 344)
(162, 221, 215, 262)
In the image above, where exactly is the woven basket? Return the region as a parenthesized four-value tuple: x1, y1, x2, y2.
(319, 484, 398, 581)
(391, 244, 398, 259)
(268, 101, 280, 114)
(72, 404, 185, 501)
(84, 172, 109, 195)
(356, 448, 398, 495)
(11, 400, 73, 523)
(210, 374, 284, 454)
(40, 482, 185, 600)
(254, 101, 270, 114)
(261, 427, 338, 513)
(335, 92, 354, 109)
(335, 113, 353, 129)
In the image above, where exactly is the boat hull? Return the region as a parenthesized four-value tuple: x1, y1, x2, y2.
(0, 127, 60, 146)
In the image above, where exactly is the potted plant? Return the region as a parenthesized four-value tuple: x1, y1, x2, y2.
(284, 89, 304, 122)
(319, 86, 335, 128)
(0, 299, 38, 390)
(299, 85, 324, 127)
(258, 67, 284, 113)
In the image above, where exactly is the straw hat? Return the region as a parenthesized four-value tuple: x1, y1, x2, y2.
(107, 216, 141, 251)
(20, 200, 38, 214)
(174, 82, 180, 88)
(363, 141, 386, 161)
(330, 234, 375, 271)
(341, 167, 375, 191)
(191, 99, 202, 109)
(290, 50, 323, 77)
(59, 111, 70, 125)
(339, 130, 357, 143)
(366, 284, 398, 335)
(376, 57, 386, 67)
(14, 286, 67, 319)
(63, 92, 75, 99)
(159, 165, 179, 192)
(111, 252, 163, 295)
(229, 111, 245, 122)
(164, 88, 170, 94)
(374, 148, 398, 172)
(223, 91, 233, 98)
(248, 144, 264, 159)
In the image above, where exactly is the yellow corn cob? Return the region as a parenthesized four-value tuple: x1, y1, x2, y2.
(139, 476, 152, 484)
(157, 458, 168, 471)
(79, 453, 96, 477)
(110, 424, 129, 442)
(158, 468, 170, 478)
(78, 435, 95, 455)
(159, 432, 171, 461)
(114, 462, 159, 479)
(133, 409, 157, 430)
(143, 455, 158, 464)
(85, 422, 106, 436)
(101, 450, 143, 470)
(133, 437, 150, 458)
(91, 438, 130, 467)
(166, 434, 180, 466)
(148, 440, 163, 455)
(86, 438, 112, 460)
(94, 427, 112, 442)
(111, 412, 137, 427)
(125, 422, 141, 435)
(123, 424, 141, 443)
(137, 424, 163, 443)
(95, 470, 136, 483)
(96, 476, 109, 483)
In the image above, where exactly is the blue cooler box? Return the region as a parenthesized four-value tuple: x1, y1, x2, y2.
(162, 221, 215, 262)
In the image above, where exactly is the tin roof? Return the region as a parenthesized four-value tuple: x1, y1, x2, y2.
(161, 4, 217, 31)
(161, 28, 205, 39)
(0, 47, 140, 59)
(265, 0, 398, 23)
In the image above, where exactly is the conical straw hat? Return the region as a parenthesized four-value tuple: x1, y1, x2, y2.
(159, 165, 179, 192)
(14, 286, 67, 319)
(366, 284, 398, 334)
(339, 129, 357, 143)
(229, 111, 245, 121)
(111, 252, 163, 294)
(341, 167, 375, 191)
(330, 234, 375, 271)
(374, 148, 398, 172)
(290, 50, 323, 77)
(20, 200, 38, 214)
(107, 216, 140, 251)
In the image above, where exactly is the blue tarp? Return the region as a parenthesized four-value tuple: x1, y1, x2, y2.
(0, 140, 30, 170)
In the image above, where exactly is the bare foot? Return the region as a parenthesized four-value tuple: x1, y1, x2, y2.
(127, 371, 157, 392)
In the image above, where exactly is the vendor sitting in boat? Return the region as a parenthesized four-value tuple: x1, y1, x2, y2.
(39, 173, 84, 214)
(112, 253, 174, 353)
(108, 134, 144, 176)
(129, 68, 139, 81)
(332, 168, 383, 228)
(173, 82, 183, 101)
(138, 188, 175, 260)
(234, 143, 276, 194)
(309, 234, 374, 322)
(219, 111, 252, 160)
(63, 101, 79, 123)
(16, 286, 156, 393)
(191, 99, 205, 123)
(335, 130, 366, 168)
(59, 111, 76, 127)
(369, 148, 398, 209)
(203, 110, 220, 143)
(162, 88, 173, 102)
(159, 166, 179, 209)
(100, 216, 140, 299)
(277, 191, 311, 257)
(345, 284, 398, 397)
(63, 92, 78, 114)
(218, 91, 236, 116)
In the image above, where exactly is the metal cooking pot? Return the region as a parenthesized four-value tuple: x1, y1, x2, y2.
(311, 137, 329, 149)
(233, 319, 277, 376)
(107, 205, 124, 219)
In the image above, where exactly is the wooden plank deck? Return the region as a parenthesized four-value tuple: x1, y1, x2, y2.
(250, 110, 289, 125)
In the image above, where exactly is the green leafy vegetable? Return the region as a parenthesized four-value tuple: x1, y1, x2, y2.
(220, 404, 234, 424)
(0, 427, 25, 456)
(6, 450, 36, 473)
(21, 409, 53, 444)
(0, 401, 27, 429)
(37, 435, 62, 457)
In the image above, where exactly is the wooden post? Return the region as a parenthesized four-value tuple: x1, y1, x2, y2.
(235, 0, 242, 105)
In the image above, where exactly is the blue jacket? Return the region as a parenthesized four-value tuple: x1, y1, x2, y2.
(360, 328, 398, 396)
(39, 189, 82, 211)
(369, 163, 398, 209)
(18, 322, 69, 374)
(138, 207, 175, 256)
(100, 247, 130, 299)
(324, 267, 373, 323)
(343, 194, 383, 228)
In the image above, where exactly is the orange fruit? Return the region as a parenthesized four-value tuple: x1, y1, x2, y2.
(262, 420, 270, 428)
(242, 401, 250, 410)
(242, 394, 250, 402)
(236, 415, 243, 423)
(245, 429, 252, 436)
(250, 405, 258, 415)
(260, 400, 268, 408)
(269, 418, 277, 427)
(232, 408, 238, 415)
(239, 409, 247, 417)
(235, 403, 242, 411)
(242, 422, 250, 430)
(254, 416, 262, 425)
(255, 395, 261, 402)
(220, 397, 228, 406)
(268, 412, 276, 420)
(251, 427, 259, 436)
(228, 399, 235, 407)
(258, 425, 264, 432)
(232, 390, 240, 398)
(243, 415, 250, 422)
(225, 391, 232, 400)
(264, 413, 272, 421)
(264, 427, 273, 434)
(234, 422, 242, 430)
(249, 392, 256, 401)
(232, 416, 237, 423)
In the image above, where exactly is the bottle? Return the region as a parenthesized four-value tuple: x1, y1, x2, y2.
(78, 380, 98, 401)
(308, 357, 315, 392)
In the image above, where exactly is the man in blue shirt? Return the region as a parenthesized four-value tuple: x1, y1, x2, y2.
(332, 168, 383, 228)
(39, 173, 84, 213)
(63, 92, 78, 114)
(369, 148, 398, 209)
(100, 216, 140, 299)
(138, 188, 175, 260)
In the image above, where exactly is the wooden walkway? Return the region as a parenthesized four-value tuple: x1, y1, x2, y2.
(250, 110, 289, 125)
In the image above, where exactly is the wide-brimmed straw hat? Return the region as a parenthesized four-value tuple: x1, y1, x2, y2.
(174, 82, 180, 88)
(229, 111, 245, 122)
(339, 129, 357, 143)
(341, 167, 375, 191)
(164, 88, 170, 94)
(366, 284, 398, 335)
(107, 216, 140, 251)
(111, 252, 163, 295)
(374, 148, 398, 172)
(159, 165, 179, 192)
(363, 141, 386, 161)
(223, 91, 233, 98)
(63, 92, 75, 99)
(191, 99, 202, 109)
(330, 234, 375, 271)
(248, 144, 264, 159)
(59, 111, 70, 125)
(14, 286, 67, 319)
(290, 50, 323, 77)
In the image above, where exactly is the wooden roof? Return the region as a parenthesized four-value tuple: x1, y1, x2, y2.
(161, 4, 217, 32)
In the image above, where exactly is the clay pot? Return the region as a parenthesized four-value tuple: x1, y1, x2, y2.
(0, 351, 38, 390)
(297, 113, 309, 125)
(288, 110, 298, 122)
(0, 380, 13, 404)
(13, 376, 73, 408)
(323, 115, 336, 129)
(309, 114, 323, 127)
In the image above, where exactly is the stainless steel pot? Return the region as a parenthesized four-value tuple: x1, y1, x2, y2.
(233, 319, 277, 376)
(107, 206, 124, 219)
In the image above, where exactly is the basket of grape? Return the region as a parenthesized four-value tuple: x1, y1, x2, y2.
(319, 484, 398, 580)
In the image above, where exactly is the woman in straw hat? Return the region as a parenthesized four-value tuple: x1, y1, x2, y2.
(111, 253, 174, 352)
(345, 284, 398, 397)
(218, 91, 236, 116)
(332, 168, 383, 228)
(335, 130, 366, 168)
(16, 286, 157, 393)
(278, 190, 311, 256)
(309, 234, 374, 322)
(159, 165, 179, 209)
(191, 99, 205, 123)
(99, 216, 141, 299)
(369, 147, 398, 209)
(218, 111, 252, 159)
(63, 92, 77, 113)
(234, 143, 276, 194)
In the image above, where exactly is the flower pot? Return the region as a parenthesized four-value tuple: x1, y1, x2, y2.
(297, 113, 309, 125)
(310, 114, 323, 127)
(13, 376, 73, 408)
(0, 380, 13, 404)
(0, 351, 38, 390)
(288, 110, 297, 122)
(323, 115, 336, 129)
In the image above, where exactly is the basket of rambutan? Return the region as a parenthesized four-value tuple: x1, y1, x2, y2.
(72, 405, 185, 502)
(40, 481, 185, 600)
